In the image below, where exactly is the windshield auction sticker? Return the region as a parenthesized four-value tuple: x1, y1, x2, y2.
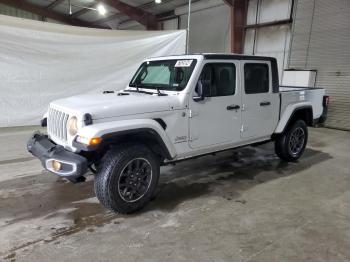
(175, 60, 193, 67)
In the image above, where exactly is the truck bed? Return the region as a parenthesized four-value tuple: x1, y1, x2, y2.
(279, 86, 325, 123)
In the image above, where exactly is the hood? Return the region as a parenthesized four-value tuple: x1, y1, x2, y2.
(51, 91, 177, 120)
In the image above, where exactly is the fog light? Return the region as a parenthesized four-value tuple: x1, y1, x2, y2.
(52, 160, 62, 171)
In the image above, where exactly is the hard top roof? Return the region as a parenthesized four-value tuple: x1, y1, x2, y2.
(147, 53, 276, 62)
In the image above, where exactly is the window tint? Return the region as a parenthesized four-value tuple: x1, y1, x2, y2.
(244, 63, 270, 94)
(198, 63, 236, 97)
(142, 65, 171, 85)
(130, 60, 197, 91)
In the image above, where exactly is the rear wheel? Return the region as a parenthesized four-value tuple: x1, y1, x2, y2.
(94, 143, 160, 214)
(275, 120, 308, 162)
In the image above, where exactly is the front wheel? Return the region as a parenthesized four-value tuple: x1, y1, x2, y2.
(275, 120, 308, 162)
(94, 143, 160, 214)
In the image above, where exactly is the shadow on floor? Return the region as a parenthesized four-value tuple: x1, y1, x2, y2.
(0, 143, 331, 254)
(148, 145, 331, 211)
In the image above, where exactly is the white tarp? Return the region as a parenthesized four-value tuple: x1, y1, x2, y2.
(0, 15, 186, 127)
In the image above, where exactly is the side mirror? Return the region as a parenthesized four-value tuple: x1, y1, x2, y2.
(193, 80, 211, 102)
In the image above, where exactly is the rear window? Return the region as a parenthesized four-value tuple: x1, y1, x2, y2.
(244, 63, 270, 94)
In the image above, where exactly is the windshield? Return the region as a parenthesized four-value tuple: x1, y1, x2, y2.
(129, 59, 197, 91)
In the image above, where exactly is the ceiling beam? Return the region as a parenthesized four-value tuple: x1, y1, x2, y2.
(0, 0, 107, 29)
(223, 0, 234, 6)
(93, 13, 121, 26)
(93, 0, 181, 28)
(100, 0, 158, 30)
(46, 0, 65, 10)
(70, 3, 96, 19)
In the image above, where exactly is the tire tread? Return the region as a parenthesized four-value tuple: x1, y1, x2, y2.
(94, 143, 159, 214)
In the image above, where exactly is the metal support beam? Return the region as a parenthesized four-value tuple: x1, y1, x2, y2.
(46, 0, 65, 10)
(93, 13, 121, 26)
(223, 0, 234, 6)
(70, 3, 96, 19)
(224, 0, 247, 54)
(0, 0, 107, 29)
(100, 0, 158, 30)
(245, 19, 292, 29)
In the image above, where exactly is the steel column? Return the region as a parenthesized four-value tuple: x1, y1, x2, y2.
(224, 0, 247, 54)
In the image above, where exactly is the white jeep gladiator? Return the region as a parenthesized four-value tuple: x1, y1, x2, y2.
(27, 54, 329, 213)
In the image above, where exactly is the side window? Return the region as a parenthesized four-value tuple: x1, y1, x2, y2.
(244, 63, 270, 94)
(199, 63, 236, 97)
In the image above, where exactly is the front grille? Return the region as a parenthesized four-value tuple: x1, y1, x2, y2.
(47, 107, 69, 142)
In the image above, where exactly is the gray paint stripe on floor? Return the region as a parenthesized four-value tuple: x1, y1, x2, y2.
(0, 157, 35, 166)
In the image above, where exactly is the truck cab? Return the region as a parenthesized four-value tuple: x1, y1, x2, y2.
(27, 54, 328, 213)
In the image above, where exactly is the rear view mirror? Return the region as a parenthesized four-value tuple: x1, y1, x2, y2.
(175, 69, 184, 83)
(193, 80, 211, 102)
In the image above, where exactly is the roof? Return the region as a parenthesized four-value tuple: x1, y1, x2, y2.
(146, 53, 277, 62)
(202, 53, 277, 62)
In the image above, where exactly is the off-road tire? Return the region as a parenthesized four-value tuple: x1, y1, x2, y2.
(275, 120, 308, 162)
(94, 143, 160, 214)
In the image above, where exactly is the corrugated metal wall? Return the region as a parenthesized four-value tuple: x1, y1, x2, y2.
(179, 1, 230, 53)
(0, 3, 40, 21)
(120, 1, 230, 53)
(289, 0, 350, 130)
(244, 0, 293, 84)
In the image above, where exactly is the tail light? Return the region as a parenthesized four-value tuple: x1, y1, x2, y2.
(323, 96, 330, 107)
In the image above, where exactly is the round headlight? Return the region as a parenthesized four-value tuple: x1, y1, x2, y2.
(67, 116, 78, 136)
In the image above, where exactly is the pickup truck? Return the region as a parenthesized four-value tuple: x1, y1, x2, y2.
(27, 54, 329, 214)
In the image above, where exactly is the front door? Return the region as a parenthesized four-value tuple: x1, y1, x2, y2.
(189, 62, 241, 149)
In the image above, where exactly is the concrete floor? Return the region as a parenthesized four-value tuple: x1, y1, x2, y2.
(0, 126, 349, 262)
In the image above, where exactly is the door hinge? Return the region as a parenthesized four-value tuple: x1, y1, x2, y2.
(189, 135, 199, 141)
(241, 104, 246, 111)
(240, 125, 244, 133)
(189, 110, 199, 118)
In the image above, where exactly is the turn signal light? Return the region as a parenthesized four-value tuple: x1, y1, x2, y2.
(90, 137, 102, 145)
(76, 136, 102, 146)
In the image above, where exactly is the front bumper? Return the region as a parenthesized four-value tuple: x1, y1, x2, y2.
(27, 132, 88, 180)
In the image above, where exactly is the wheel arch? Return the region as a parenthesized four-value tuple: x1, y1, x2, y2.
(75, 119, 176, 163)
(101, 128, 173, 161)
(275, 105, 313, 135)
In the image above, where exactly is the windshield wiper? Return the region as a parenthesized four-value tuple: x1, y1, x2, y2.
(129, 83, 141, 93)
(154, 86, 168, 96)
(125, 88, 154, 95)
(128, 84, 168, 96)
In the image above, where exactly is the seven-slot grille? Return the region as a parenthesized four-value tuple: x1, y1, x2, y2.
(48, 107, 69, 142)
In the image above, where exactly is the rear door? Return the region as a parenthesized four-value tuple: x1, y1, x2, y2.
(188, 61, 242, 149)
(240, 61, 279, 139)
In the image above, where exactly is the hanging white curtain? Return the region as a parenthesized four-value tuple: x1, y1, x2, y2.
(0, 15, 186, 127)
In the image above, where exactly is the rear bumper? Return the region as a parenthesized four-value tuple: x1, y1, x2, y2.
(318, 106, 328, 124)
(27, 132, 88, 180)
(314, 106, 328, 125)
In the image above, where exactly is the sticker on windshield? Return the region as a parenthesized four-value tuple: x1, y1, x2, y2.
(175, 60, 193, 67)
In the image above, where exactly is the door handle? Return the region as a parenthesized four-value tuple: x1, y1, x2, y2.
(227, 105, 240, 111)
(260, 101, 271, 106)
